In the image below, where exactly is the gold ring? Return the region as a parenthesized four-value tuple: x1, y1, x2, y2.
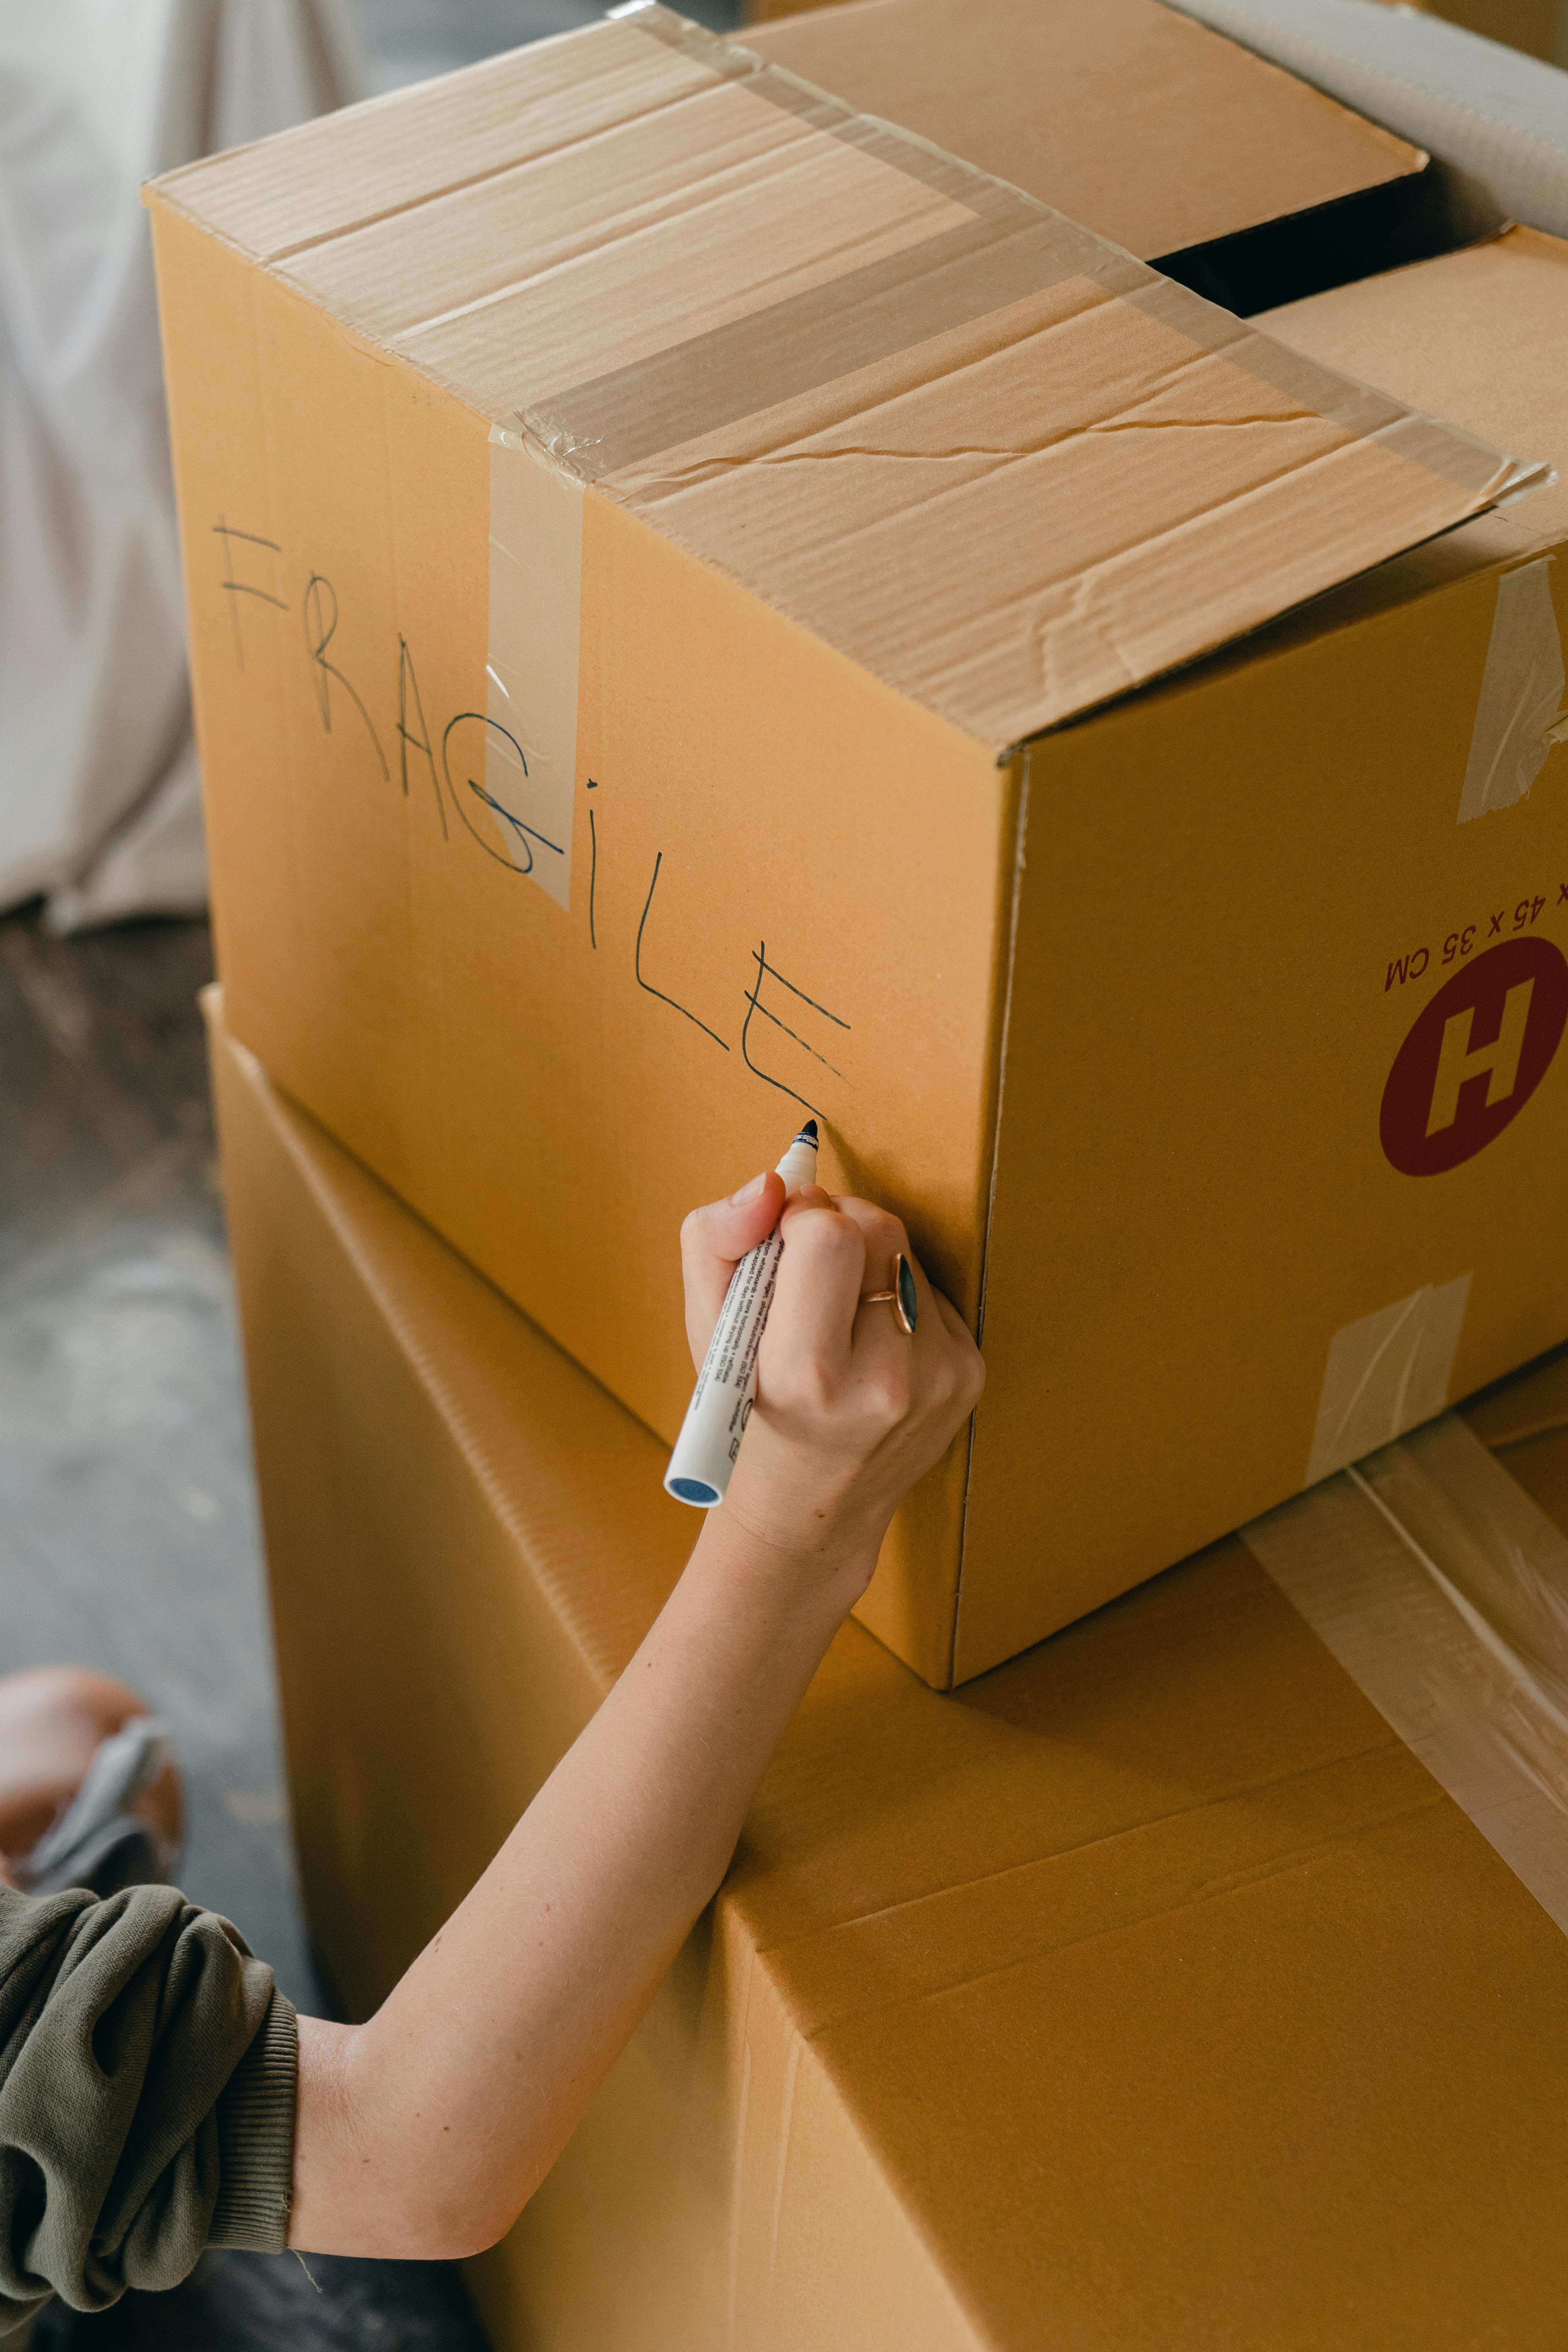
(859, 1252, 918, 1336)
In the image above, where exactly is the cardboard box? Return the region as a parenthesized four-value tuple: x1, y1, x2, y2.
(1172, 0, 1568, 248)
(210, 988, 1568, 2352)
(151, 6, 1565, 1686)
(744, 0, 1449, 311)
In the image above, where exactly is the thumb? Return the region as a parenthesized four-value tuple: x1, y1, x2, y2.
(679, 1170, 786, 1367)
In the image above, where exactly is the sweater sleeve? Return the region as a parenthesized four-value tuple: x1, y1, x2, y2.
(0, 1883, 298, 2340)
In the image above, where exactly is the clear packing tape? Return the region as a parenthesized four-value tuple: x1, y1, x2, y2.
(1244, 1396, 1568, 1934)
(1459, 556, 1568, 824)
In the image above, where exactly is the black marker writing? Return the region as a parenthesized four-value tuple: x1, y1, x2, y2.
(213, 519, 286, 672)
(636, 853, 728, 1049)
(302, 574, 389, 780)
(741, 943, 849, 1113)
(396, 636, 446, 838)
(441, 713, 563, 877)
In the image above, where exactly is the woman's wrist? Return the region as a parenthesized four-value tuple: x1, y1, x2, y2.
(693, 1495, 882, 1622)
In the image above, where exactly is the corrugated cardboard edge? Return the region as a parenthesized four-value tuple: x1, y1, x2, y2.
(1460, 1340, 1568, 1448)
(947, 745, 1031, 1687)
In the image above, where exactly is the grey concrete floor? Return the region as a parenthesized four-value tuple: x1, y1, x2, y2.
(0, 905, 486, 2346)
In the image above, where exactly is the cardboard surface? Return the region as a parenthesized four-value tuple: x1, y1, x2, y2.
(152, 14, 1568, 1684)
(211, 992, 1568, 2352)
(745, 0, 1422, 262)
(1261, 225, 1568, 555)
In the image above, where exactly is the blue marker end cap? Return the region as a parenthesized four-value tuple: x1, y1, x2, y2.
(669, 1476, 722, 1506)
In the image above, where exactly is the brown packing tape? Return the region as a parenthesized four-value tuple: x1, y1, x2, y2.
(523, 4, 1539, 516)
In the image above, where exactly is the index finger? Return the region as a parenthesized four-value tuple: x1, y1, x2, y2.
(679, 1171, 786, 1366)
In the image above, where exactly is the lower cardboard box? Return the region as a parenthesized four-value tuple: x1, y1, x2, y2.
(209, 987, 1568, 2352)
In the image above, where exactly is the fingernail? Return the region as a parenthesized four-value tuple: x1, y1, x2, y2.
(730, 1172, 768, 1204)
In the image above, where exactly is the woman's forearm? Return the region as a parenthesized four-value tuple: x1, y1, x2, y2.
(287, 1509, 874, 2260)
(286, 1175, 983, 2261)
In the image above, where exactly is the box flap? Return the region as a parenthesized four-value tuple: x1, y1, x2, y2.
(1261, 227, 1568, 562)
(745, 0, 1424, 264)
(152, 4, 1545, 753)
(1169, 0, 1568, 245)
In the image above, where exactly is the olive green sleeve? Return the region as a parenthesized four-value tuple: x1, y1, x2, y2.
(0, 1883, 298, 2340)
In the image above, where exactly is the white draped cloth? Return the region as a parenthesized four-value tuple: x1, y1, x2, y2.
(0, 1, 362, 931)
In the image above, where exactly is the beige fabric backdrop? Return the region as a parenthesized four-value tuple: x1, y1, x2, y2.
(0, 0, 362, 932)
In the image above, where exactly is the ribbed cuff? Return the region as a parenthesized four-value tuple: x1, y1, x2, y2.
(209, 1990, 298, 2251)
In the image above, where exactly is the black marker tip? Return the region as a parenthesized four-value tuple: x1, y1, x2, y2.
(800, 1119, 819, 1144)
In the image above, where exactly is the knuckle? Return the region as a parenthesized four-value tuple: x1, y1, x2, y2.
(868, 1360, 912, 1427)
(770, 1352, 836, 1420)
(866, 1205, 909, 1253)
(810, 1209, 859, 1252)
(837, 1196, 908, 1251)
(799, 1215, 865, 1282)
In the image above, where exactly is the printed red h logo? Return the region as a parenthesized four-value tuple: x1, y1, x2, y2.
(1382, 939, 1568, 1176)
(1425, 980, 1534, 1136)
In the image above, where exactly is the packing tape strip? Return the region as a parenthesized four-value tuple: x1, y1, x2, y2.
(512, 3, 1535, 510)
(1243, 1411, 1568, 1935)
(483, 426, 584, 908)
(1458, 555, 1568, 825)
(1305, 1274, 1472, 1485)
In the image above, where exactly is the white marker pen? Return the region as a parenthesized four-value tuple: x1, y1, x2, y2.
(664, 1118, 819, 1508)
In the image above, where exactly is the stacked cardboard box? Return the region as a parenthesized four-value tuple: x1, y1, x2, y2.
(744, 0, 1568, 75)
(211, 991, 1568, 2352)
(148, 0, 1568, 1687)
(156, 2, 1568, 2339)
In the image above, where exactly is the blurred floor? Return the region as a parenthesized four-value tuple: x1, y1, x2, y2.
(0, 907, 486, 2347)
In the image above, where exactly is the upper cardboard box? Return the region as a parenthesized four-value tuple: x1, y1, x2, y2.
(149, 9, 1565, 1688)
(152, 4, 1530, 755)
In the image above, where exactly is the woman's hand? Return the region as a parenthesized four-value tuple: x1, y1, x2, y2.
(680, 1177, 985, 1579)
